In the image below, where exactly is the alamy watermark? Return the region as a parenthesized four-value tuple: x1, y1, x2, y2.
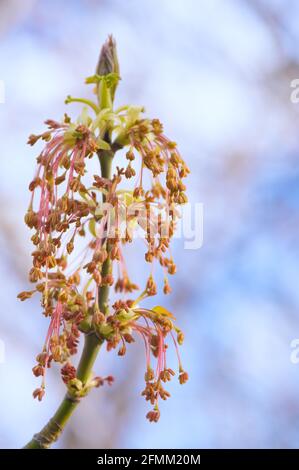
(0, 339, 5, 364)
(0, 80, 5, 104)
(290, 79, 299, 103)
(290, 339, 299, 364)
(90, 201, 203, 250)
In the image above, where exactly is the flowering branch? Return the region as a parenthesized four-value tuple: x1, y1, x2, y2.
(20, 35, 189, 449)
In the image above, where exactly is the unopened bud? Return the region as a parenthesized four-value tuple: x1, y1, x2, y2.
(96, 35, 119, 77)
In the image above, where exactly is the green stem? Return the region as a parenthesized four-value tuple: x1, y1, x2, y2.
(24, 334, 102, 449)
(24, 151, 114, 450)
(98, 149, 113, 315)
(76, 333, 103, 383)
(98, 149, 113, 185)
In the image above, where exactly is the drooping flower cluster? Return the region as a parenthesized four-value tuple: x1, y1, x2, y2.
(18, 38, 189, 421)
(94, 301, 188, 422)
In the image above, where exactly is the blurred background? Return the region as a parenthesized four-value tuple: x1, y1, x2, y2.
(0, 0, 299, 449)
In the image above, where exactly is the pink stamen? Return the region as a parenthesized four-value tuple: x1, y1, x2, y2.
(170, 331, 182, 369)
(45, 301, 63, 348)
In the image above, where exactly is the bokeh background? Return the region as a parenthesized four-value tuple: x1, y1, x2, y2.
(1, 0, 299, 449)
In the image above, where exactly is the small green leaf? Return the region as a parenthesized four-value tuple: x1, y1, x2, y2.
(85, 74, 102, 84)
(152, 305, 175, 319)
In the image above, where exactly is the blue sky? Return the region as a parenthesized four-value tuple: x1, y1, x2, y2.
(1, 0, 299, 448)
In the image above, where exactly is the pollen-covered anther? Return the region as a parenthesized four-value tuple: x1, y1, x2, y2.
(126, 149, 135, 161)
(146, 275, 157, 296)
(29, 177, 42, 191)
(66, 241, 74, 254)
(102, 274, 114, 286)
(145, 251, 154, 263)
(93, 270, 102, 285)
(133, 186, 144, 198)
(47, 255, 57, 269)
(33, 387, 45, 402)
(84, 259, 97, 274)
(29, 267, 43, 283)
(178, 193, 188, 204)
(160, 368, 175, 382)
(167, 262, 177, 275)
(179, 370, 189, 385)
(27, 134, 41, 146)
(149, 334, 159, 357)
(32, 364, 44, 377)
(68, 270, 81, 285)
(24, 210, 38, 229)
(104, 375, 115, 386)
(151, 118, 163, 134)
(163, 278, 172, 295)
(176, 330, 184, 345)
(44, 119, 62, 129)
(158, 384, 171, 400)
(55, 173, 66, 185)
(86, 291, 94, 302)
(30, 233, 40, 245)
(115, 276, 139, 293)
(146, 407, 160, 423)
(61, 362, 77, 384)
(17, 290, 36, 301)
(41, 131, 52, 142)
(69, 178, 81, 192)
(118, 344, 126, 356)
(144, 367, 155, 382)
(124, 163, 136, 178)
(96, 375, 115, 387)
(141, 382, 157, 404)
(106, 334, 121, 351)
(113, 299, 133, 312)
